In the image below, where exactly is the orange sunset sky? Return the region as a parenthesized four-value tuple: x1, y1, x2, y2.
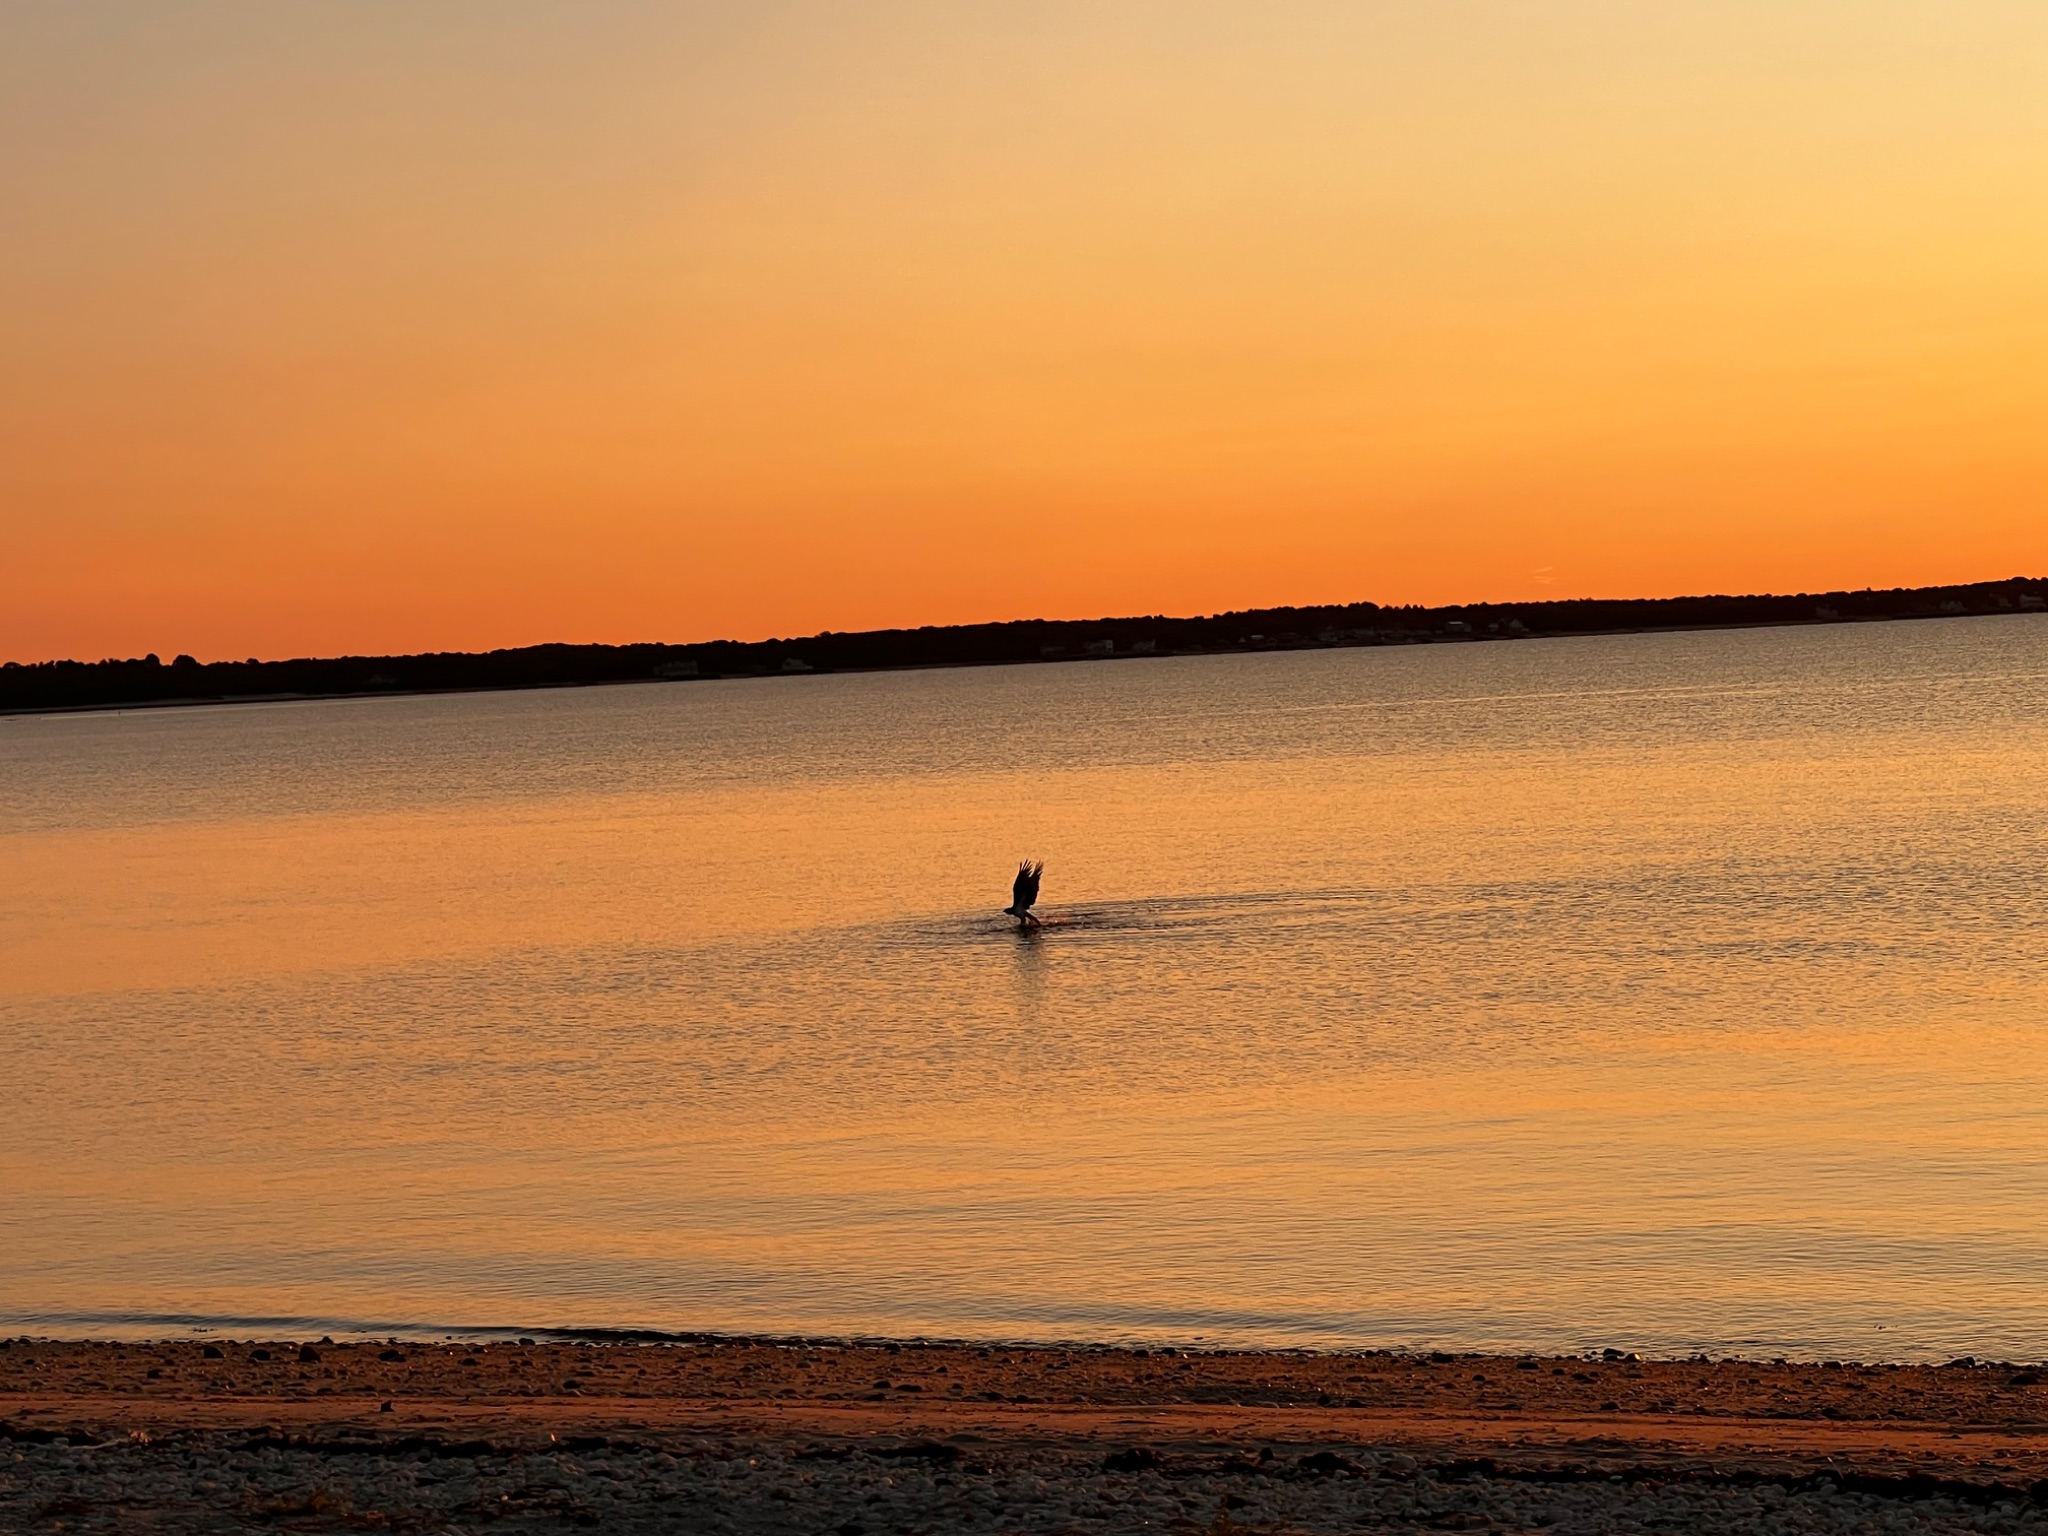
(4, 1, 2046, 664)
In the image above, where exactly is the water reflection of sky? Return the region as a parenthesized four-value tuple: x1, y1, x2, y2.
(4, 616, 2048, 1359)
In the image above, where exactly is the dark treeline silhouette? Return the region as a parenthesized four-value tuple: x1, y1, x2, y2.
(7, 577, 2046, 715)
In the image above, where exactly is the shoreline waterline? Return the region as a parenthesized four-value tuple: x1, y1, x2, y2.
(2, 1323, 2035, 1371)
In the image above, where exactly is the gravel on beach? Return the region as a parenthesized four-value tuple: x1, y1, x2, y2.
(6, 1338, 2047, 1533)
(11, 1423, 2048, 1535)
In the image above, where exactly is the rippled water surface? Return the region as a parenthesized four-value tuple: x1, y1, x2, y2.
(5, 618, 2048, 1358)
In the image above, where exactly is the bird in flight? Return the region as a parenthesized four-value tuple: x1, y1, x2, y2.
(1005, 860, 1044, 927)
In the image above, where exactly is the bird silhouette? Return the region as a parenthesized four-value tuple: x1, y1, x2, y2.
(1005, 860, 1044, 927)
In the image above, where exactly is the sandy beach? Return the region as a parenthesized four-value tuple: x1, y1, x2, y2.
(6, 1337, 2047, 1532)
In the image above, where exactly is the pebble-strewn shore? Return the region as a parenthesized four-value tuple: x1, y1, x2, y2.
(11, 1427, 2048, 1535)
(6, 1338, 2047, 1533)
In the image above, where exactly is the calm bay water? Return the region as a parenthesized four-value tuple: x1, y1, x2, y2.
(5, 618, 2048, 1359)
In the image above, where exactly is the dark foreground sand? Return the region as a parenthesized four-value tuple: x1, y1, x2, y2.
(6, 1337, 2048, 1533)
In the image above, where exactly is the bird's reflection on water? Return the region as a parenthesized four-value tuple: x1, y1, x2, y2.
(1008, 916, 1048, 1024)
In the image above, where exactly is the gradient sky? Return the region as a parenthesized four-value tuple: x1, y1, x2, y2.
(5, 1, 2046, 662)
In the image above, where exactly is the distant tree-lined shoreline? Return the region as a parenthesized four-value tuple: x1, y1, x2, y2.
(7, 578, 2045, 716)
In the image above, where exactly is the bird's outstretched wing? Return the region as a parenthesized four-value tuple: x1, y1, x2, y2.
(1013, 860, 1044, 908)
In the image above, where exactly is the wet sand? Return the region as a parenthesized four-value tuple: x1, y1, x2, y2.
(6, 1338, 2047, 1531)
